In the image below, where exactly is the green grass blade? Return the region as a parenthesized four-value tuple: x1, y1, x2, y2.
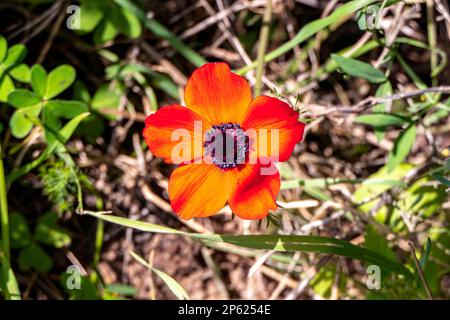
(236, 0, 381, 75)
(0, 142, 20, 299)
(281, 177, 406, 190)
(130, 251, 189, 300)
(332, 54, 387, 83)
(114, 0, 207, 67)
(6, 112, 90, 184)
(83, 211, 412, 277)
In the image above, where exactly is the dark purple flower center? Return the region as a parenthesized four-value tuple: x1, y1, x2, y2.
(204, 123, 249, 169)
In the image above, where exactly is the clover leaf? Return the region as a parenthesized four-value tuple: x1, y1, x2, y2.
(9, 212, 71, 273)
(77, 0, 141, 44)
(73, 81, 121, 143)
(0, 35, 30, 102)
(35, 213, 71, 248)
(7, 64, 88, 139)
(19, 242, 53, 273)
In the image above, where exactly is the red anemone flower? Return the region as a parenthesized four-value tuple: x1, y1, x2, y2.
(143, 62, 305, 220)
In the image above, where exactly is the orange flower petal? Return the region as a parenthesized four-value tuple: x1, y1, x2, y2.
(169, 163, 234, 220)
(184, 62, 252, 125)
(242, 96, 305, 162)
(228, 163, 280, 220)
(143, 104, 210, 164)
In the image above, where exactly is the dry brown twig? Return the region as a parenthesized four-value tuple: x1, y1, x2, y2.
(316, 86, 450, 116)
(36, 1, 67, 64)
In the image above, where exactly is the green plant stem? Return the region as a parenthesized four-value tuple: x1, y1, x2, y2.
(254, 0, 272, 96)
(93, 220, 104, 268)
(374, 0, 388, 29)
(408, 241, 434, 300)
(236, 0, 379, 75)
(0, 143, 11, 299)
(426, 0, 438, 86)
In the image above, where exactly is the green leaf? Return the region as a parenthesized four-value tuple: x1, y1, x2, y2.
(362, 178, 406, 188)
(332, 54, 387, 83)
(19, 243, 52, 272)
(429, 228, 450, 266)
(98, 49, 119, 63)
(2, 44, 27, 69)
(6, 112, 90, 183)
(72, 81, 91, 103)
(373, 81, 393, 141)
(281, 177, 406, 190)
(354, 113, 410, 128)
(373, 81, 393, 112)
(356, 9, 368, 31)
(431, 173, 450, 187)
(76, 114, 105, 143)
(91, 84, 121, 119)
(419, 238, 432, 270)
(42, 107, 61, 145)
(9, 64, 31, 83)
(7, 89, 41, 108)
(45, 65, 76, 99)
(121, 8, 142, 38)
(9, 104, 42, 138)
(78, 3, 104, 33)
(45, 100, 89, 119)
(106, 63, 179, 99)
(114, 0, 207, 67)
(424, 108, 449, 126)
(356, 5, 380, 31)
(93, 18, 118, 44)
(304, 186, 332, 201)
(0, 35, 7, 62)
(113, 7, 142, 38)
(9, 212, 32, 249)
(104, 284, 137, 296)
(311, 264, 345, 298)
(387, 124, 416, 172)
(0, 75, 15, 102)
(0, 267, 21, 300)
(85, 211, 411, 277)
(396, 54, 428, 91)
(34, 213, 71, 248)
(31, 64, 47, 98)
(91, 84, 121, 109)
(60, 274, 100, 300)
(51, 112, 90, 146)
(236, 0, 381, 74)
(130, 251, 189, 300)
(364, 225, 397, 263)
(354, 163, 413, 224)
(395, 177, 447, 219)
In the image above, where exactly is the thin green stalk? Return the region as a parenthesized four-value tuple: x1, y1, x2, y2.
(93, 220, 104, 268)
(374, 0, 388, 29)
(0, 143, 11, 299)
(396, 53, 437, 103)
(254, 0, 272, 96)
(236, 0, 380, 75)
(426, 0, 438, 86)
(408, 241, 434, 300)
